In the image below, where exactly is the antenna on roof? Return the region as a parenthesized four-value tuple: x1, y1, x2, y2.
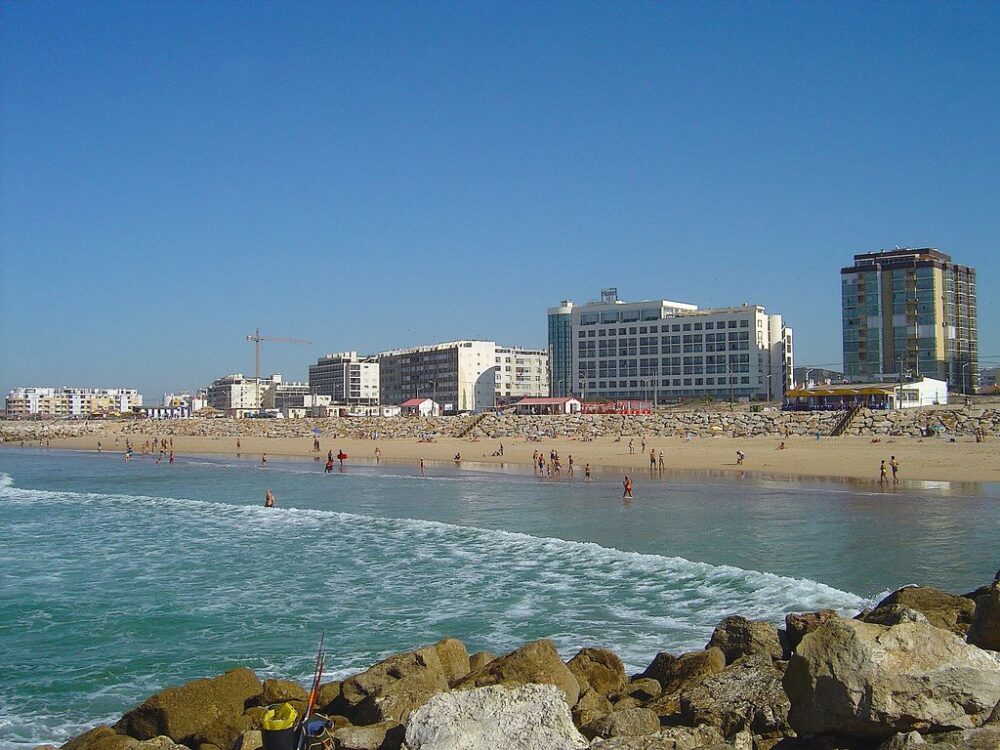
(601, 288, 619, 304)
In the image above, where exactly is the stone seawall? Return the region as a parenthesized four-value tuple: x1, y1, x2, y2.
(1, 406, 997, 444)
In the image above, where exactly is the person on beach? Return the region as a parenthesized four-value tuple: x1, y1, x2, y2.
(736, 450, 745, 465)
(584, 463, 592, 481)
(169, 450, 174, 464)
(454, 452, 461, 463)
(658, 450, 664, 471)
(236, 438, 241, 452)
(628, 438, 635, 454)
(641, 437, 646, 453)
(324, 458, 334, 473)
(264, 489, 275, 508)
(890, 456, 899, 485)
(649, 449, 656, 470)
(261, 453, 267, 465)
(374, 446, 382, 463)
(879, 459, 888, 485)
(622, 475, 633, 499)
(419, 457, 425, 476)
(568, 454, 574, 476)
(778, 441, 787, 450)
(337, 450, 347, 467)
(97, 441, 102, 452)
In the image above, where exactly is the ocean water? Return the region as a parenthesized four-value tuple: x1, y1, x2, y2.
(1, 449, 998, 747)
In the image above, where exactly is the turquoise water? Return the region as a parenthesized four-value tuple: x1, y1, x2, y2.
(1, 449, 998, 747)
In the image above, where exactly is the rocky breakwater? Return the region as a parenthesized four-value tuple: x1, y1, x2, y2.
(116, 416, 482, 441)
(48, 577, 1000, 750)
(843, 407, 1000, 438)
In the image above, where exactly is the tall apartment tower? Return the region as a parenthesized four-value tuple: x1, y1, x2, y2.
(547, 300, 574, 396)
(841, 248, 978, 392)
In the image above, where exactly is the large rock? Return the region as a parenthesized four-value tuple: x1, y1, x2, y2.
(115, 668, 262, 743)
(785, 610, 838, 653)
(572, 688, 613, 729)
(403, 683, 587, 750)
(679, 656, 790, 737)
(585, 725, 728, 749)
(351, 672, 446, 725)
(432, 638, 471, 685)
(452, 639, 580, 706)
(336, 720, 404, 750)
(634, 652, 676, 686)
(866, 586, 975, 635)
(658, 648, 726, 695)
(468, 652, 495, 672)
(784, 617, 1000, 738)
(582, 708, 660, 740)
(566, 647, 627, 698)
(192, 714, 256, 750)
(707, 616, 783, 665)
(342, 647, 448, 708)
(61, 728, 190, 750)
(967, 582, 1000, 651)
(259, 678, 308, 705)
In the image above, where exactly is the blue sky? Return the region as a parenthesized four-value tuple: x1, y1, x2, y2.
(2, 2, 998, 400)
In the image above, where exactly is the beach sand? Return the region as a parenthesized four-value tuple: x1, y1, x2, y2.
(41, 430, 1000, 485)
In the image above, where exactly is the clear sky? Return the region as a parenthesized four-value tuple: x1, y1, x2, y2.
(2, 2, 998, 401)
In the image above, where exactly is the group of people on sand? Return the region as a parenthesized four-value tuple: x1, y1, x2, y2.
(531, 449, 590, 481)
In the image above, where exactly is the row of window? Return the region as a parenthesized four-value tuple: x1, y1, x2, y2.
(578, 319, 752, 332)
(584, 377, 753, 388)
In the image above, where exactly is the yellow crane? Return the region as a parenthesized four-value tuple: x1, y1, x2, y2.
(246, 328, 310, 414)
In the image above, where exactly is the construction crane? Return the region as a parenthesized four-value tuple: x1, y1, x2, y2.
(246, 328, 310, 414)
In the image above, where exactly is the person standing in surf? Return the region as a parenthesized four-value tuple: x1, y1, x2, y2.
(264, 489, 275, 507)
(622, 475, 633, 500)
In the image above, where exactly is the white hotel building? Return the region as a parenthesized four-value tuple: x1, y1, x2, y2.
(4, 387, 143, 418)
(548, 290, 793, 402)
(376, 341, 548, 413)
(308, 352, 380, 406)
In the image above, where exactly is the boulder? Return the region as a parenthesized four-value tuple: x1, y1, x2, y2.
(784, 618, 1000, 738)
(336, 720, 404, 750)
(566, 647, 627, 698)
(259, 679, 308, 705)
(341, 647, 448, 709)
(585, 725, 727, 749)
(452, 639, 580, 706)
(572, 689, 613, 729)
(115, 668, 263, 744)
(351, 672, 446, 725)
(867, 587, 975, 635)
(192, 714, 256, 750)
(315, 681, 342, 714)
(785, 610, 838, 653)
(967, 582, 1000, 651)
(403, 683, 588, 750)
(60, 731, 189, 750)
(468, 652, 494, 672)
(432, 638, 471, 685)
(707, 616, 783, 665)
(862, 605, 929, 628)
(232, 731, 262, 750)
(625, 678, 661, 702)
(658, 648, 726, 695)
(582, 708, 660, 740)
(634, 652, 676, 687)
(877, 732, 926, 749)
(918, 726, 1000, 749)
(62, 726, 122, 750)
(679, 656, 791, 737)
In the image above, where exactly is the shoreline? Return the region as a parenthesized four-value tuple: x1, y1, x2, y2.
(12, 430, 1000, 486)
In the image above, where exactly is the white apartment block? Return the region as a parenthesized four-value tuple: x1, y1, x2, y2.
(377, 340, 548, 413)
(553, 291, 792, 402)
(263, 380, 312, 411)
(206, 373, 285, 416)
(163, 391, 208, 412)
(308, 352, 380, 406)
(5, 386, 143, 418)
(495, 346, 549, 404)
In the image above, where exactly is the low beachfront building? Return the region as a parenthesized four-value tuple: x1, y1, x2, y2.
(206, 373, 285, 417)
(549, 289, 793, 403)
(400, 398, 439, 417)
(783, 377, 948, 411)
(135, 405, 191, 419)
(511, 397, 582, 415)
(4, 386, 143, 418)
(162, 391, 208, 412)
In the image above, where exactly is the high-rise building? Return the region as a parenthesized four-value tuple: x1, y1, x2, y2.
(550, 290, 792, 402)
(547, 300, 575, 397)
(841, 248, 978, 392)
(308, 352, 380, 406)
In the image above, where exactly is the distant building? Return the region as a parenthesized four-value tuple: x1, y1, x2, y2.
(784, 377, 948, 411)
(377, 340, 548, 413)
(549, 289, 792, 402)
(5, 386, 143, 418)
(400, 398, 439, 417)
(511, 396, 582, 415)
(841, 248, 978, 393)
(163, 391, 208, 412)
(206, 373, 285, 417)
(308, 352, 380, 406)
(263, 380, 311, 412)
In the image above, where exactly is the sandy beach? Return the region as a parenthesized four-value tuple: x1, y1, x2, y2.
(35, 429, 1000, 485)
